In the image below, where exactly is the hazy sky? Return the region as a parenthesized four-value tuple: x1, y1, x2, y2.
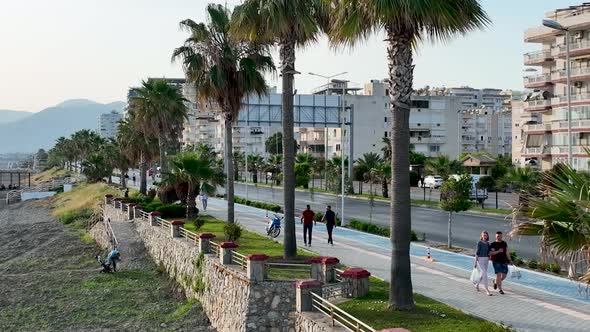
(0, 0, 581, 112)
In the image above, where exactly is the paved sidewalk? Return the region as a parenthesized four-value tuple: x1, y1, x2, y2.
(206, 198, 590, 332)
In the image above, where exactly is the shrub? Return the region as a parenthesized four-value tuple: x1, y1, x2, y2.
(514, 258, 524, 266)
(538, 262, 549, 271)
(191, 217, 205, 231)
(410, 230, 418, 241)
(234, 196, 281, 213)
(143, 202, 163, 213)
(527, 259, 538, 269)
(156, 204, 186, 218)
(314, 212, 324, 222)
(509, 250, 518, 262)
(147, 188, 157, 200)
(58, 208, 93, 225)
(366, 224, 379, 234)
(224, 222, 243, 241)
(548, 263, 561, 273)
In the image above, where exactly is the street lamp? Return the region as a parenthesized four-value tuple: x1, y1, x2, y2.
(543, 19, 572, 166)
(309, 72, 348, 225)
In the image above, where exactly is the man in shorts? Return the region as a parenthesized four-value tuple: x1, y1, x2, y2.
(300, 205, 316, 246)
(489, 231, 512, 294)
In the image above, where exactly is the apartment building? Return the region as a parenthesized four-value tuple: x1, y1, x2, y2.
(181, 83, 222, 151)
(448, 87, 512, 157)
(521, 3, 590, 171)
(97, 110, 123, 139)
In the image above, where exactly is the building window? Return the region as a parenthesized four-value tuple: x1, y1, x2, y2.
(336, 144, 341, 152)
(384, 117, 388, 123)
(437, 123, 440, 127)
(411, 100, 429, 108)
(384, 132, 388, 138)
(429, 145, 440, 152)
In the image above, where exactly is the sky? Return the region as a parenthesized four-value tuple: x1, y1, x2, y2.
(0, 0, 583, 113)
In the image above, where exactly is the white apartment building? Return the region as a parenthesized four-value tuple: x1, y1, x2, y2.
(97, 110, 123, 139)
(448, 87, 512, 157)
(522, 3, 590, 171)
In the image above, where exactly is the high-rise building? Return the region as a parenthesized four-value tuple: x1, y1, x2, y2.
(97, 110, 123, 139)
(522, 4, 590, 171)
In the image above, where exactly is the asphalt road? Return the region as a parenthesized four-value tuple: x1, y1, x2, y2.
(115, 172, 540, 260)
(228, 183, 541, 260)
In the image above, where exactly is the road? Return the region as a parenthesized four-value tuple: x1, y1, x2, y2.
(116, 173, 540, 260)
(228, 182, 540, 260)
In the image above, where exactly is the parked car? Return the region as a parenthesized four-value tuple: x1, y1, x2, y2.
(420, 175, 443, 189)
(449, 174, 488, 203)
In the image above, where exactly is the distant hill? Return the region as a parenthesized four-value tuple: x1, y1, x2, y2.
(0, 99, 125, 153)
(0, 110, 32, 124)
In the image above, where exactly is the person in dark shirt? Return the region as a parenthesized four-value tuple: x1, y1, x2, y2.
(489, 231, 512, 294)
(300, 205, 316, 247)
(321, 205, 337, 245)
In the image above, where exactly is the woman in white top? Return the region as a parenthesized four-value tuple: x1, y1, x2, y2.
(474, 231, 492, 296)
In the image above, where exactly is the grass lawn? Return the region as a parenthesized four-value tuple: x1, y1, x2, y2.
(183, 215, 312, 257)
(338, 278, 512, 332)
(30, 167, 72, 185)
(52, 182, 121, 219)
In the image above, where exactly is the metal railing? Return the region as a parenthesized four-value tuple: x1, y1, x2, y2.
(265, 263, 311, 280)
(232, 251, 247, 270)
(156, 217, 171, 229)
(310, 292, 376, 332)
(210, 240, 220, 257)
(138, 210, 150, 220)
(524, 49, 552, 64)
(334, 268, 345, 282)
(524, 73, 551, 85)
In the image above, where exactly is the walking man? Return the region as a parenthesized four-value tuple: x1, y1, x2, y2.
(300, 205, 316, 247)
(132, 174, 136, 186)
(200, 191, 208, 211)
(490, 231, 512, 294)
(321, 205, 337, 245)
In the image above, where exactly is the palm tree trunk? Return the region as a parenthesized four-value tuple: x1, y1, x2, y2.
(447, 211, 453, 248)
(387, 29, 415, 310)
(225, 115, 235, 224)
(382, 178, 389, 198)
(158, 135, 167, 175)
(139, 151, 147, 195)
(281, 40, 297, 258)
(187, 182, 198, 220)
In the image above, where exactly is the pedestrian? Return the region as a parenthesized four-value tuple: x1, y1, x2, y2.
(474, 230, 492, 296)
(300, 205, 316, 247)
(200, 191, 208, 211)
(124, 188, 129, 198)
(490, 231, 512, 294)
(321, 205, 337, 245)
(132, 174, 136, 186)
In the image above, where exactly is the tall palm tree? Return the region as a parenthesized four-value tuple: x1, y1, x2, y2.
(130, 79, 188, 175)
(356, 152, 383, 195)
(247, 153, 264, 183)
(165, 151, 224, 219)
(328, 0, 489, 309)
(233, 151, 245, 181)
(266, 154, 282, 185)
(172, 4, 275, 224)
(232, 0, 329, 257)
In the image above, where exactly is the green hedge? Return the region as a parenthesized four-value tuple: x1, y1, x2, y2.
(141, 202, 186, 219)
(348, 218, 417, 241)
(234, 196, 281, 212)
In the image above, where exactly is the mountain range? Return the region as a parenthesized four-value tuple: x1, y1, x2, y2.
(0, 110, 33, 124)
(0, 99, 125, 153)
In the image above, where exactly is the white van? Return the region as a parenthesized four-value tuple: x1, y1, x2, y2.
(449, 174, 488, 203)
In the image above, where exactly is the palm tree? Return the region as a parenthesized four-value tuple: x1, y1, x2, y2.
(130, 79, 188, 175)
(511, 161, 590, 283)
(328, 0, 489, 309)
(425, 155, 463, 179)
(356, 152, 383, 195)
(266, 154, 282, 185)
(172, 4, 275, 224)
(295, 153, 316, 189)
(165, 151, 224, 219)
(504, 166, 541, 208)
(81, 153, 112, 183)
(233, 151, 245, 181)
(232, 0, 328, 257)
(247, 154, 264, 183)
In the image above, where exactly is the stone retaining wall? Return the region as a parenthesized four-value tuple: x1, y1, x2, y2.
(100, 205, 295, 332)
(295, 312, 347, 332)
(89, 217, 112, 249)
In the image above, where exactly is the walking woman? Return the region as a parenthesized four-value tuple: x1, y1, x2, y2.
(474, 231, 492, 296)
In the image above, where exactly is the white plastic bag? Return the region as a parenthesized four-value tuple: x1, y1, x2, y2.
(470, 268, 480, 284)
(509, 265, 522, 279)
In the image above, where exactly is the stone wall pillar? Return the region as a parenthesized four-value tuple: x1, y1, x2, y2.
(341, 268, 371, 298)
(113, 198, 121, 209)
(310, 256, 340, 283)
(127, 203, 137, 220)
(219, 242, 239, 265)
(171, 220, 185, 238)
(149, 211, 161, 226)
(104, 194, 114, 205)
(133, 205, 143, 220)
(198, 233, 215, 253)
(246, 254, 269, 282)
(295, 280, 323, 312)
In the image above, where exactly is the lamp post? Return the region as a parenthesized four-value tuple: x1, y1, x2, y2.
(309, 72, 349, 226)
(543, 19, 572, 166)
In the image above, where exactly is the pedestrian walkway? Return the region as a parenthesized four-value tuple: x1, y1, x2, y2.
(206, 198, 590, 332)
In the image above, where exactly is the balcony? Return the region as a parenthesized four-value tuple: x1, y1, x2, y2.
(557, 40, 590, 57)
(523, 123, 551, 133)
(524, 99, 552, 112)
(524, 73, 552, 88)
(553, 93, 590, 107)
(523, 147, 547, 156)
(551, 119, 590, 131)
(524, 50, 553, 65)
(553, 66, 590, 83)
(550, 146, 588, 155)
